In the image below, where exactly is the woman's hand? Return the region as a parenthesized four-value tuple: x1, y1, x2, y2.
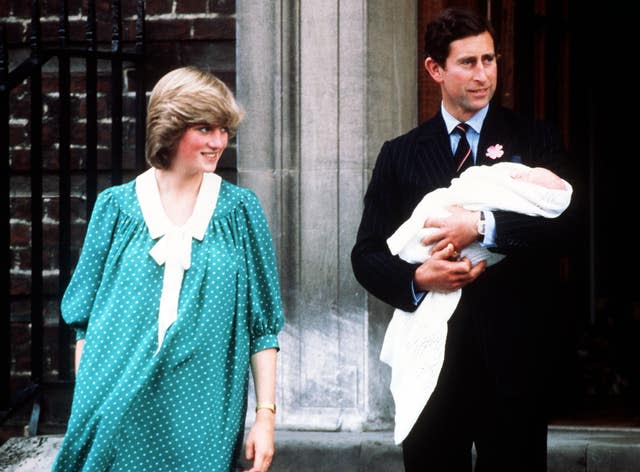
(245, 348, 277, 471)
(244, 410, 275, 472)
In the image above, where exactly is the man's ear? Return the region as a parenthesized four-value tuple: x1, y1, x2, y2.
(424, 57, 444, 83)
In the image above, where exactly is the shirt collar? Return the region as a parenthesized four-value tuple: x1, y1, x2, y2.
(441, 102, 489, 135)
(135, 167, 221, 241)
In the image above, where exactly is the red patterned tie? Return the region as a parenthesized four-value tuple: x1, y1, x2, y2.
(453, 123, 472, 174)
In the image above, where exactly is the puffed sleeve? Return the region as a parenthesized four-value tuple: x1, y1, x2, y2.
(61, 190, 119, 340)
(239, 190, 285, 355)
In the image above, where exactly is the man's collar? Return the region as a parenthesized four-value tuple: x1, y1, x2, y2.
(441, 102, 490, 134)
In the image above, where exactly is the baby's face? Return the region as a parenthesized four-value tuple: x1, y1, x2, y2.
(510, 167, 566, 190)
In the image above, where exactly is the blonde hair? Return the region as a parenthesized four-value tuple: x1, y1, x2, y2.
(145, 66, 243, 169)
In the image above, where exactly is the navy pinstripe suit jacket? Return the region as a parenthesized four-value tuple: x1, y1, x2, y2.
(352, 103, 568, 317)
(352, 104, 572, 397)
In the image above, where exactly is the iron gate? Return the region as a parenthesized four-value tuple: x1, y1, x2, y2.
(1, 0, 146, 436)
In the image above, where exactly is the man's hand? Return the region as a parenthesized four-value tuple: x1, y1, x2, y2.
(421, 206, 481, 253)
(414, 243, 486, 292)
(244, 411, 275, 472)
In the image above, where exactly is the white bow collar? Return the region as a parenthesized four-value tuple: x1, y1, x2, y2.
(135, 168, 221, 353)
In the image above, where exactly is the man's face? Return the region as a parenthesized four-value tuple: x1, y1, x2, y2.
(426, 31, 497, 121)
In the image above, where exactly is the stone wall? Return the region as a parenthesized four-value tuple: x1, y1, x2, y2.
(236, 0, 418, 430)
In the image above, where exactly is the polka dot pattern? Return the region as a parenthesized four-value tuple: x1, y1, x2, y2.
(52, 177, 285, 472)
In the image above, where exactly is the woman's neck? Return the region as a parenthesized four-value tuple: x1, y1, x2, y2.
(154, 168, 203, 227)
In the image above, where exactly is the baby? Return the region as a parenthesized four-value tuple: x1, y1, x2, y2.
(510, 165, 568, 190)
(381, 162, 572, 445)
(387, 162, 572, 267)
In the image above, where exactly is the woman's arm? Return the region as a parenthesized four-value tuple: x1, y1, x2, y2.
(75, 339, 85, 374)
(244, 348, 277, 472)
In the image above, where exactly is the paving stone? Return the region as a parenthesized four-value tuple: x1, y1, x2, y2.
(1, 428, 639, 471)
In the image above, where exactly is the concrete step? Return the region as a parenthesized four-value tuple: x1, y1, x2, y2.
(1, 427, 639, 471)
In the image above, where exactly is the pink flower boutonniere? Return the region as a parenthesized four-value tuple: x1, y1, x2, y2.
(485, 144, 504, 160)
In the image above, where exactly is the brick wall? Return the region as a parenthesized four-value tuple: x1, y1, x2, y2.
(3, 0, 237, 431)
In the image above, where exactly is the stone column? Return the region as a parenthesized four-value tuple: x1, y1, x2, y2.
(237, 0, 417, 431)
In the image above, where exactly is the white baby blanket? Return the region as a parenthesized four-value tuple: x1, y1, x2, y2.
(381, 162, 572, 444)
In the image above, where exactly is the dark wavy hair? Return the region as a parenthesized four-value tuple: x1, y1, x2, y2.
(424, 8, 497, 66)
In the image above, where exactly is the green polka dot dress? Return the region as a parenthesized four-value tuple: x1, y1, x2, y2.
(52, 170, 285, 472)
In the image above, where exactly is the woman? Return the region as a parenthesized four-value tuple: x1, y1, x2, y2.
(52, 67, 285, 472)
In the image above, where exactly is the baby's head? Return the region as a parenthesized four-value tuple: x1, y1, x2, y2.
(510, 167, 567, 190)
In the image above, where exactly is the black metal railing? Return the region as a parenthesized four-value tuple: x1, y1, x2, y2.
(1, 0, 146, 436)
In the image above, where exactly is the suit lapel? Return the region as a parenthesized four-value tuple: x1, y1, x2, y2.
(478, 105, 503, 166)
(416, 112, 458, 181)
(478, 105, 520, 166)
(416, 107, 514, 173)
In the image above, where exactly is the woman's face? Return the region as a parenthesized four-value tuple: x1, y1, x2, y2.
(170, 124, 229, 175)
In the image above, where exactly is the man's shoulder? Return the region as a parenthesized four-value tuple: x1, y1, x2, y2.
(487, 104, 557, 133)
(484, 104, 566, 167)
(384, 114, 444, 151)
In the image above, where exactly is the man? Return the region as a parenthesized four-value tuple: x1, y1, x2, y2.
(351, 8, 569, 471)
